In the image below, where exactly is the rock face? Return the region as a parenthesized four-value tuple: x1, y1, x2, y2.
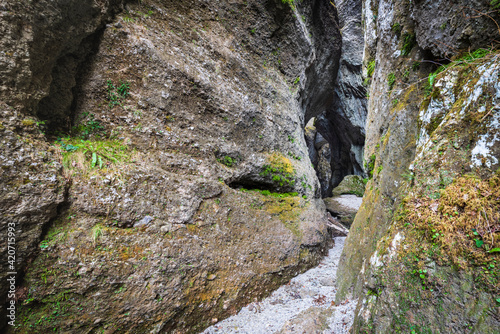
(0, 0, 344, 332)
(0, 0, 122, 325)
(304, 119, 335, 197)
(303, 0, 368, 198)
(315, 0, 367, 189)
(337, 0, 500, 332)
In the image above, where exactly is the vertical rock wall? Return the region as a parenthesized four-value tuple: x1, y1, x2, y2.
(304, 0, 367, 197)
(337, 0, 500, 332)
(0, 0, 123, 326)
(0, 0, 346, 332)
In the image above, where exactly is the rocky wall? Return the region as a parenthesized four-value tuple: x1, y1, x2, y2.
(1, 0, 344, 332)
(0, 0, 123, 326)
(336, 0, 500, 332)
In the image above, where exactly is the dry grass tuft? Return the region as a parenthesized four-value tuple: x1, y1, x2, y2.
(404, 173, 500, 268)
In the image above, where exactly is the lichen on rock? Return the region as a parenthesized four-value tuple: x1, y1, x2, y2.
(336, 1, 500, 328)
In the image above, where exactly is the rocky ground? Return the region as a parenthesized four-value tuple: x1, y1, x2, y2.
(202, 237, 357, 334)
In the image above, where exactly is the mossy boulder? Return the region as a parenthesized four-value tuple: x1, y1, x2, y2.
(331, 175, 365, 197)
(323, 195, 362, 228)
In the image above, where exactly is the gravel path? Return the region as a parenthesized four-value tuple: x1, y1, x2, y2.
(201, 237, 357, 334)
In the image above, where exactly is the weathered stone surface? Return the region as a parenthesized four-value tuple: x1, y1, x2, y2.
(1, 0, 342, 332)
(324, 195, 362, 228)
(0, 105, 67, 321)
(0, 0, 124, 326)
(316, 144, 332, 197)
(331, 175, 365, 197)
(337, 0, 500, 332)
(314, 0, 367, 190)
(304, 119, 318, 167)
(411, 0, 500, 58)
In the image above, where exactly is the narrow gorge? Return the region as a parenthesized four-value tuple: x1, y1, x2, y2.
(1, 0, 499, 333)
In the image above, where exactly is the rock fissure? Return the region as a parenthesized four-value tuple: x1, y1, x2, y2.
(0, 0, 355, 332)
(13, 0, 500, 332)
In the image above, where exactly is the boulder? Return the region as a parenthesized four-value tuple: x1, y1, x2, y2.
(331, 175, 365, 197)
(323, 195, 362, 228)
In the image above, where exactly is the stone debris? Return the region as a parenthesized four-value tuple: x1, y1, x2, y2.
(202, 237, 357, 334)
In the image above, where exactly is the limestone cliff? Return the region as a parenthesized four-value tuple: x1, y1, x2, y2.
(0, 0, 347, 332)
(337, 0, 500, 332)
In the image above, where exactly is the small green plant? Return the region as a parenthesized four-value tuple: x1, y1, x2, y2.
(56, 139, 78, 152)
(114, 286, 125, 294)
(123, 14, 135, 23)
(293, 77, 300, 85)
(431, 228, 444, 240)
(426, 48, 492, 93)
(387, 72, 396, 90)
(39, 226, 67, 249)
(412, 268, 427, 280)
(217, 155, 235, 167)
(138, 10, 154, 18)
(250, 28, 256, 34)
(60, 139, 133, 171)
(391, 22, 401, 34)
(107, 79, 130, 108)
(288, 135, 296, 143)
(281, 0, 295, 9)
(366, 60, 376, 78)
(491, 0, 500, 9)
(72, 112, 104, 138)
(440, 22, 447, 30)
(92, 224, 103, 245)
(401, 32, 416, 56)
(364, 154, 376, 178)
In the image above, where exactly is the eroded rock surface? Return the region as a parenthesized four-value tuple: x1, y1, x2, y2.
(0, 0, 123, 325)
(1, 0, 344, 332)
(314, 0, 367, 190)
(337, 0, 500, 332)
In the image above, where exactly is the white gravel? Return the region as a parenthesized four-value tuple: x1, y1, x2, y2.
(201, 237, 357, 334)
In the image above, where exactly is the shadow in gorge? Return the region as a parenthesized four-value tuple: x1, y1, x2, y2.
(303, 0, 367, 198)
(304, 108, 365, 198)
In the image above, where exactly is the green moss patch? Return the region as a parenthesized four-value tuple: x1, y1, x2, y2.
(259, 153, 296, 188)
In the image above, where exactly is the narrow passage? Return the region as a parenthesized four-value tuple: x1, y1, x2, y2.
(202, 237, 357, 333)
